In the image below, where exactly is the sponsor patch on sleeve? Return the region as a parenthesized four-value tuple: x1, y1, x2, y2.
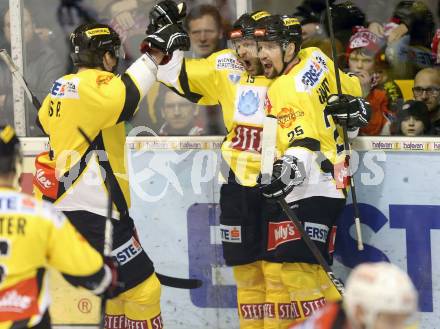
(219, 225, 242, 243)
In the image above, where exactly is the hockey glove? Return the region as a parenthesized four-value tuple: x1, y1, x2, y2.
(258, 155, 306, 200)
(326, 94, 371, 130)
(147, 0, 187, 34)
(141, 24, 190, 60)
(102, 256, 122, 299)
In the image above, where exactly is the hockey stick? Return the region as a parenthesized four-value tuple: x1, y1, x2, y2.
(0, 48, 41, 109)
(78, 127, 114, 329)
(260, 116, 345, 296)
(324, 0, 364, 251)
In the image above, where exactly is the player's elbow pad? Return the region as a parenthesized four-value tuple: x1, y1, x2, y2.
(62, 265, 111, 295)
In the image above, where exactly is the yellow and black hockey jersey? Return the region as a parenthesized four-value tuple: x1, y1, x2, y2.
(0, 188, 104, 328)
(265, 47, 362, 202)
(158, 49, 272, 186)
(36, 55, 155, 219)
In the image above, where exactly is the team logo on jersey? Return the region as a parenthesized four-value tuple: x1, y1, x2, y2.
(228, 73, 241, 84)
(96, 75, 113, 85)
(277, 108, 304, 128)
(267, 221, 301, 250)
(296, 51, 328, 92)
(233, 85, 266, 125)
(50, 78, 80, 99)
(238, 90, 259, 116)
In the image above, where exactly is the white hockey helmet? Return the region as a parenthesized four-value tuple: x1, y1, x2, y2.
(344, 262, 418, 328)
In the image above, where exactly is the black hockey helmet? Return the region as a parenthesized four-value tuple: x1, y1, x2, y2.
(254, 14, 302, 53)
(324, 1, 366, 34)
(70, 23, 122, 69)
(0, 125, 22, 175)
(229, 10, 271, 40)
(294, 0, 334, 25)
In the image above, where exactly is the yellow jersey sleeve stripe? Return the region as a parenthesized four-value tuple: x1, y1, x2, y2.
(178, 59, 205, 103)
(117, 74, 141, 123)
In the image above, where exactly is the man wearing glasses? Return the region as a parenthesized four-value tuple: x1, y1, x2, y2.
(413, 67, 440, 134)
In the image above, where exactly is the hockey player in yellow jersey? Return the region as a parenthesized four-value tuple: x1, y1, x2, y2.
(152, 8, 293, 329)
(0, 125, 115, 329)
(254, 15, 371, 324)
(35, 13, 189, 329)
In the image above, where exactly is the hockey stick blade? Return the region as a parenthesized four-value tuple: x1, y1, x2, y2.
(324, 0, 364, 251)
(156, 273, 203, 289)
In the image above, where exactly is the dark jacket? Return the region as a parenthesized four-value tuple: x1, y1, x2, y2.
(0, 36, 65, 136)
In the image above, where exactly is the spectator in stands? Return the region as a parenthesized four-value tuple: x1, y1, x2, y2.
(101, 0, 154, 69)
(395, 100, 431, 136)
(156, 87, 205, 136)
(347, 28, 403, 135)
(413, 68, 440, 135)
(369, 0, 435, 79)
(293, 0, 328, 42)
(0, 6, 64, 136)
(183, 4, 227, 135)
(57, 0, 98, 35)
(184, 4, 225, 58)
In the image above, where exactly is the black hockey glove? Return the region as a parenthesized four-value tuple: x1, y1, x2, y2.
(258, 155, 306, 200)
(326, 94, 371, 130)
(147, 0, 187, 34)
(142, 23, 190, 56)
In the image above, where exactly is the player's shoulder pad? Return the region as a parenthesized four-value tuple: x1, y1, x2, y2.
(211, 49, 245, 72)
(292, 47, 331, 93)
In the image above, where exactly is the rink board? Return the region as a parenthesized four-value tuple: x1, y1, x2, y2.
(19, 136, 440, 329)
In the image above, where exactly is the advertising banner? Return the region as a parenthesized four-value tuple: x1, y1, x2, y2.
(19, 137, 440, 328)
